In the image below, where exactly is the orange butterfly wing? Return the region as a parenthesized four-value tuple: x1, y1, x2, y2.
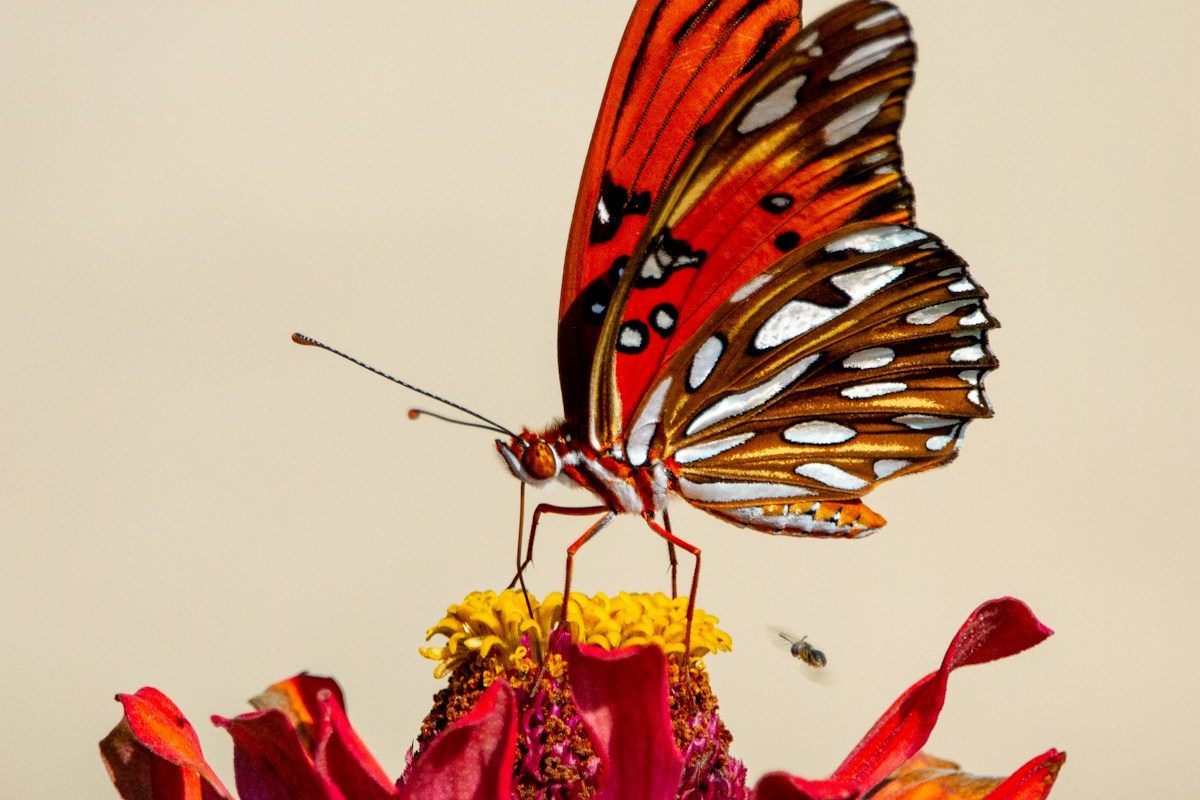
(557, 0, 802, 443)
(606, 2, 919, 445)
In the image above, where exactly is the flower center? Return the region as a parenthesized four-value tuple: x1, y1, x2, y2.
(413, 590, 745, 798)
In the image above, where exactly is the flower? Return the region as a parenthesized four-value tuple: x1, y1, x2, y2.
(100, 595, 1064, 800)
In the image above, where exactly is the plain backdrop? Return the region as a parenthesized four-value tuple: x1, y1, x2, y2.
(3, 2, 1198, 797)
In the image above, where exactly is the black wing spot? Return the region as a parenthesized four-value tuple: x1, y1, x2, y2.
(608, 255, 629, 284)
(590, 173, 651, 244)
(616, 320, 650, 354)
(774, 231, 801, 252)
(761, 193, 794, 214)
(583, 282, 612, 323)
(634, 230, 707, 289)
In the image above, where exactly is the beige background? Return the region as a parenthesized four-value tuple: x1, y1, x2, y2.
(3, 2, 1197, 797)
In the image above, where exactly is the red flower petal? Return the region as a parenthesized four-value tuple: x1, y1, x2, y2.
(100, 688, 232, 800)
(754, 773, 857, 800)
(313, 689, 398, 799)
(566, 642, 685, 800)
(396, 680, 518, 800)
(250, 674, 395, 797)
(213, 708, 342, 800)
(828, 597, 1052, 792)
(984, 750, 1065, 800)
(250, 674, 345, 752)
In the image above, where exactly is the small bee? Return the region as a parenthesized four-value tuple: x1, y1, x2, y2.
(776, 630, 827, 669)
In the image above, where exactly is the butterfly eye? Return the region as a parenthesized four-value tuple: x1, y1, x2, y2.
(521, 441, 560, 481)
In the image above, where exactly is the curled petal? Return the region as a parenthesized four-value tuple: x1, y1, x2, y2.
(985, 750, 1066, 800)
(312, 690, 397, 799)
(101, 688, 232, 800)
(829, 597, 1052, 792)
(250, 674, 344, 751)
(213, 709, 341, 800)
(397, 680, 518, 800)
(566, 642, 685, 800)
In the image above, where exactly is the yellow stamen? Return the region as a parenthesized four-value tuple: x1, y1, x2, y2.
(421, 590, 732, 678)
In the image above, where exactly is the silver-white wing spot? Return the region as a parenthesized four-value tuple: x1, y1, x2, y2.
(906, 300, 977, 325)
(688, 335, 725, 390)
(795, 462, 868, 491)
(596, 196, 611, 226)
(625, 378, 672, 467)
(948, 277, 976, 293)
(873, 459, 910, 479)
(855, 8, 902, 29)
(679, 477, 815, 503)
(754, 264, 904, 349)
(950, 344, 987, 363)
(738, 74, 808, 134)
(823, 91, 889, 147)
(686, 354, 820, 435)
(673, 432, 754, 465)
(843, 347, 895, 369)
(925, 427, 960, 451)
(959, 308, 988, 327)
(794, 30, 818, 52)
(729, 273, 774, 303)
(841, 381, 906, 399)
(894, 414, 957, 430)
(619, 326, 646, 350)
(825, 225, 926, 254)
(784, 420, 856, 445)
(828, 35, 907, 81)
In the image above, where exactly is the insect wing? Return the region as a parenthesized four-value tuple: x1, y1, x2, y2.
(605, 1, 919, 451)
(771, 628, 834, 684)
(655, 222, 997, 536)
(558, 0, 802, 444)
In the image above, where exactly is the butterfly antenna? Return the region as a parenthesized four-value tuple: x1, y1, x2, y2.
(292, 332, 518, 438)
(408, 407, 512, 434)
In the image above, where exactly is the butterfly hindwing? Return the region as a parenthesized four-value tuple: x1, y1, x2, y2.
(558, 0, 802, 438)
(620, 222, 997, 536)
(598, 1, 920, 446)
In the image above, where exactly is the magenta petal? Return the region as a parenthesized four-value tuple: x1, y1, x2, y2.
(755, 772, 858, 800)
(397, 680, 518, 800)
(214, 709, 343, 800)
(313, 689, 398, 799)
(829, 597, 1052, 792)
(567, 642, 685, 800)
(984, 750, 1066, 800)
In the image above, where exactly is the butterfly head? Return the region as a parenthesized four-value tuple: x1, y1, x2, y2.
(497, 431, 563, 487)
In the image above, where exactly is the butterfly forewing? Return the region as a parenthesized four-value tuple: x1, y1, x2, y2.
(558, 0, 802, 444)
(650, 223, 997, 535)
(598, 1, 920, 443)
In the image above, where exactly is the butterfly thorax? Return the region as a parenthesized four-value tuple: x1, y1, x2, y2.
(497, 425, 671, 515)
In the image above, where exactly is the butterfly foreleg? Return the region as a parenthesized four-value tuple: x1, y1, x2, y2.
(506, 502, 609, 592)
(663, 506, 678, 599)
(643, 514, 701, 709)
(557, 512, 617, 633)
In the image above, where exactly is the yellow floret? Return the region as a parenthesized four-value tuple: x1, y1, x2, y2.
(421, 589, 732, 678)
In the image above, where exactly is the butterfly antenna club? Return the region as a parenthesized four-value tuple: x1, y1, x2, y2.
(291, 332, 517, 437)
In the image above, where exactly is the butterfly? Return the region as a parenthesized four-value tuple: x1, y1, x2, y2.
(297, 0, 997, 654)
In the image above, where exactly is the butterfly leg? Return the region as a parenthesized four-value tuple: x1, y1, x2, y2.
(557, 512, 616, 632)
(506, 503, 608, 591)
(663, 507, 678, 599)
(643, 514, 701, 708)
